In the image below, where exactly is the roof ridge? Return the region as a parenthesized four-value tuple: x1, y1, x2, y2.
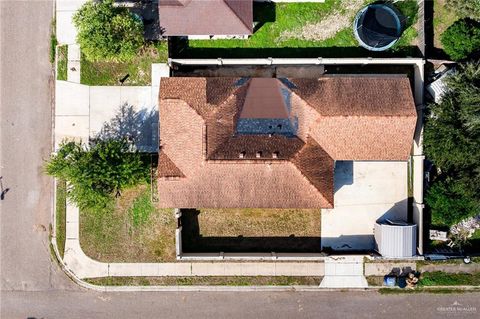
(158, 150, 186, 178)
(290, 138, 335, 207)
(289, 160, 334, 208)
(223, 0, 253, 33)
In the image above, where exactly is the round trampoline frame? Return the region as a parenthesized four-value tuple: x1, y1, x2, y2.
(353, 3, 403, 52)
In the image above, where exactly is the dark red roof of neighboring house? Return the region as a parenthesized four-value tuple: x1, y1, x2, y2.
(158, 76, 417, 209)
(159, 0, 253, 36)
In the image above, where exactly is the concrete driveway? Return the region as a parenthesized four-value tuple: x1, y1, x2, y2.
(321, 161, 409, 250)
(55, 82, 159, 152)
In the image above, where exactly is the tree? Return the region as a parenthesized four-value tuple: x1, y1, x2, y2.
(447, 0, 480, 21)
(73, 0, 144, 62)
(46, 139, 148, 212)
(424, 62, 480, 226)
(441, 18, 480, 61)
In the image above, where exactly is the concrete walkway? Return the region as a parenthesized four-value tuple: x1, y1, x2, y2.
(67, 44, 80, 83)
(56, 0, 87, 44)
(320, 256, 368, 288)
(419, 263, 480, 274)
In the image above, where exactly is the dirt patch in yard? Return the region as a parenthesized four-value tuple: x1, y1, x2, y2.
(278, 0, 365, 42)
(80, 184, 176, 262)
(181, 208, 321, 253)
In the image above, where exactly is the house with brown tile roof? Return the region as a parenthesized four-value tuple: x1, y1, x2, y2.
(159, 0, 253, 37)
(158, 76, 417, 209)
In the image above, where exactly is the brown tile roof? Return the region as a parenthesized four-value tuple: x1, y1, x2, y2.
(289, 77, 416, 117)
(158, 76, 417, 209)
(240, 78, 289, 119)
(158, 151, 185, 179)
(210, 135, 305, 160)
(159, 0, 253, 36)
(292, 138, 335, 206)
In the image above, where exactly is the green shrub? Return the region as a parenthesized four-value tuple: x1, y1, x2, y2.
(441, 18, 480, 60)
(424, 62, 480, 226)
(426, 178, 479, 227)
(46, 139, 149, 212)
(73, 0, 144, 62)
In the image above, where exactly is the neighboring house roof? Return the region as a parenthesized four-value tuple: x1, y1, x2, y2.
(158, 0, 253, 36)
(158, 76, 417, 209)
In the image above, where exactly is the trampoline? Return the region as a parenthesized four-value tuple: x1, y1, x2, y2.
(354, 3, 405, 51)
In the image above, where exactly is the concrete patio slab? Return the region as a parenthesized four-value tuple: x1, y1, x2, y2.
(322, 161, 408, 251)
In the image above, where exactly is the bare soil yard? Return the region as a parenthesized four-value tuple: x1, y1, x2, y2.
(181, 208, 321, 253)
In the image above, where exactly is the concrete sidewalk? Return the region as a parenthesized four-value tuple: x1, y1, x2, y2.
(56, 0, 87, 44)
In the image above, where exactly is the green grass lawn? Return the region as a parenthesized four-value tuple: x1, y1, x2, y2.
(86, 276, 322, 286)
(378, 287, 474, 294)
(56, 45, 68, 81)
(182, 1, 420, 59)
(55, 180, 67, 259)
(81, 41, 168, 86)
(79, 184, 176, 262)
(433, 0, 458, 48)
(419, 271, 480, 286)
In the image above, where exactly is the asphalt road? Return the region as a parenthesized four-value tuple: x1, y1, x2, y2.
(3, 290, 479, 319)
(0, 0, 74, 292)
(0, 1, 479, 318)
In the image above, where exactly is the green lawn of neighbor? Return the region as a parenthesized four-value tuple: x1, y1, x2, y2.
(182, 1, 419, 59)
(81, 41, 168, 86)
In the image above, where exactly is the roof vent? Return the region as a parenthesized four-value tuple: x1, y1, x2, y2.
(256, 151, 262, 158)
(272, 152, 278, 159)
(239, 151, 246, 159)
